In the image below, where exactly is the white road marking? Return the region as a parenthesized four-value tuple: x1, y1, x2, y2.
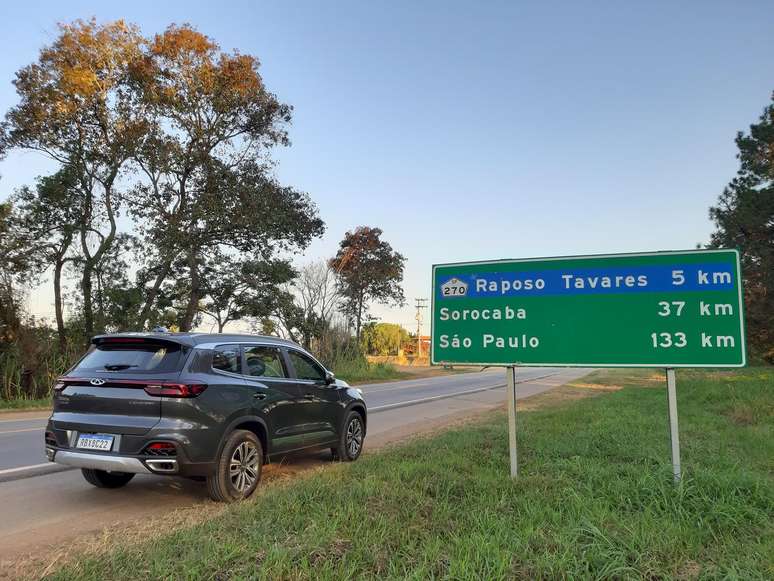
(0, 427, 45, 435)
(0, 463, 52, 476)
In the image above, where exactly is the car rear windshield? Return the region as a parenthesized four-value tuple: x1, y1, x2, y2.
(73, 341, 187, 374)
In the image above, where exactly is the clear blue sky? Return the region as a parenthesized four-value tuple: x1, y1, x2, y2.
(1, 1, 773, 332)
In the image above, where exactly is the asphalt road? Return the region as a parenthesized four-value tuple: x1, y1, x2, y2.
(0, 366, 591, 564)
(0, 366, 558, 479)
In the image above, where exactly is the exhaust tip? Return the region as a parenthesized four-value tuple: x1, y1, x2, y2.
(145, 459, 178, 473)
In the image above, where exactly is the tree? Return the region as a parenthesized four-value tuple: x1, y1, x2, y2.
(361, 322, 409, 356)
(272, 261, 341, 348)
(12, 167, 81, 347)
(0, 202, 26, 343)
(128, 25, 322, 331)
(199, 255, 295, 333)
(329, 226, 406, 339)
(1, 19, 147, 338)
(709, 92, 774, 363)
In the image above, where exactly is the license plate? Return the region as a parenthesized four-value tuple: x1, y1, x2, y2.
(76, 434, 114, 451)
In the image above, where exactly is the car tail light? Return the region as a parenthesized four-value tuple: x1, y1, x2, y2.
(143, 382, 207, 397)
(45, 431, 58, 447)
(143, 442, 177, 456)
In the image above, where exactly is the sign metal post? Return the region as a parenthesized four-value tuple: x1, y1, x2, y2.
(666, 368, 681, 484)
(507, 366, 518, 478)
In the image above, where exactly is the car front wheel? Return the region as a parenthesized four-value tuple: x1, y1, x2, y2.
(207, 429, 263, 502)
(332, 411, 365, 461)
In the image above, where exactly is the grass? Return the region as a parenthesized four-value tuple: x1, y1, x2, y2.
(48, 368, 774, 580)
(0, 339, 81, 407)
(0, 396, 51, 411)
(329, 356, 408, 384)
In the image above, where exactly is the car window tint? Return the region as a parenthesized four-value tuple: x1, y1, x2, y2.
(289, 351, 325, 381)
(73, 342, 185, 373)
(212, 345, 241, 374)
(244, 346, 286, 378)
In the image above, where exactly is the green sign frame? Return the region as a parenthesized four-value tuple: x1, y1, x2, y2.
(431, 249, 745, 368)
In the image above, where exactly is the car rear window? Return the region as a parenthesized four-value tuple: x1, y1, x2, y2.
(73, 342, 186, 374)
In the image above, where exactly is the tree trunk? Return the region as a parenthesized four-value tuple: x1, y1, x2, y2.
(79, 175, 118, 341)
(81, 263, 95, 340)
(138, 256, 174, 329)
(355, 292, 364, 340)
(53, 257, 67, 350)
(180, 249, 200, 332)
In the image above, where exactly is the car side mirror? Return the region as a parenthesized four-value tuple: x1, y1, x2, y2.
(324, 371, 336, 385)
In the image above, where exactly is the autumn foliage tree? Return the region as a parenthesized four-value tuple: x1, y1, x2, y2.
(709, 92, 774, 363)
(329, 227, 405, 339)
(1, 19, 323, 341)
(129, 24, 321, 331)
(1, 19, 147, 338)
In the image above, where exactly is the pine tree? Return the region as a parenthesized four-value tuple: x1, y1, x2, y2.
(710, 93, 774, 363)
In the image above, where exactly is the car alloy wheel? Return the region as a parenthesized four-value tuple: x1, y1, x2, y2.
(229, 441, 259, 493)
(346, 416, 363, 457)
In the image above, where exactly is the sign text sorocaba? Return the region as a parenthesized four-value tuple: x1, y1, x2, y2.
(431, 249, 745, 367)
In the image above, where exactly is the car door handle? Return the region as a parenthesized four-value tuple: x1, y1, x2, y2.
(253, 393, 267, 400)
(303, 393, 314, 400)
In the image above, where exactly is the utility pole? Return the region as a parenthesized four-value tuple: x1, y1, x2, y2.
(414, 298, 428, 358)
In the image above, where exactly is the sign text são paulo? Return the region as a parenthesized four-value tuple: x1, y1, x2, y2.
(430, 249, 745, 367)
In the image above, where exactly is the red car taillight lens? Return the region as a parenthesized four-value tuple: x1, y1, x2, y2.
(143, 383, 207, 398)
(143, 442, 177, 456)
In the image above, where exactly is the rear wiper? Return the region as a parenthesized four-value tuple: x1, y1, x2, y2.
(103, 364, 139, 371)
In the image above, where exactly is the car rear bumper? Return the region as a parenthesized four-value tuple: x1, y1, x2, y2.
(52, 450, 154, 474)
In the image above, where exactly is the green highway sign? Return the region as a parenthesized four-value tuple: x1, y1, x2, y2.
(431, 249, 746, 368)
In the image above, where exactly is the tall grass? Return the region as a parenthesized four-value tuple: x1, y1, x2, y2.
(312, 324, 405, 384)
(0, 334, 81, 403)
(327, 352, 403, 384)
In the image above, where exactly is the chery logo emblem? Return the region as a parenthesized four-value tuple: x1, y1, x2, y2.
(89, 378, 106, 386)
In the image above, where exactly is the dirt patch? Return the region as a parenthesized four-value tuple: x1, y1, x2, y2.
(675, 559, 703, 580)
(517, 383, 617, 412)
(1, 500, 226, 579)
(565, 382, 623, 391)
(0, 452, 336, 580)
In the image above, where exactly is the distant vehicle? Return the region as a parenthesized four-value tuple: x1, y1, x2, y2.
(44, 333, 367, 502)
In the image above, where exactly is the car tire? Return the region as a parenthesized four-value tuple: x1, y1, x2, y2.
(206, 429, 263, 503)
(333, 410, 365, 462)
(81, 468, 135, 488)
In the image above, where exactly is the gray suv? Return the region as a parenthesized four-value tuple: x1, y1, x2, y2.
(44, 333, 367, 502)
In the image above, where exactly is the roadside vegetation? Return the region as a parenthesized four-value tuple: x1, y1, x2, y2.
(0, 396, 50, 411)
(329, 356, 405, 385)
(0, 20, 411, 409)
(45, 368, 773, 580)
